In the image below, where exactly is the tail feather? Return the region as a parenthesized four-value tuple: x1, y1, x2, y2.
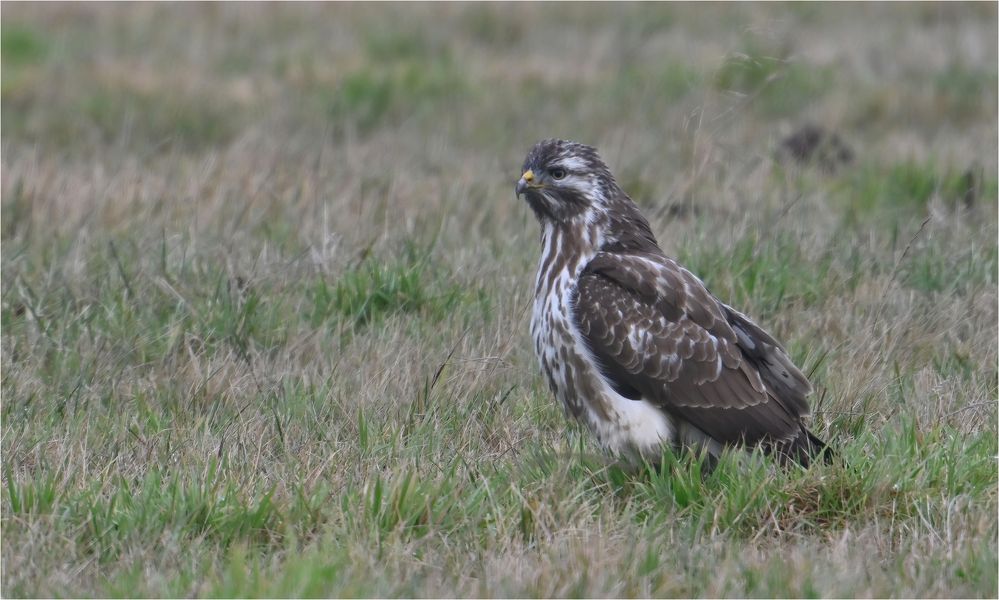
(778, 426, 834, 467)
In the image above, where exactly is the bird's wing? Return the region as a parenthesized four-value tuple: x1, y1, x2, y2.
(571, 251, 812, 446)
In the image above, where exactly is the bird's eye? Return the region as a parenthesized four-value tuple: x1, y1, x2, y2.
(550, 168, 566, 180)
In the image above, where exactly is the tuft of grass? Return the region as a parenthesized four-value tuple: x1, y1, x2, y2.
(1, 25, 50, 100)
(933, 67, 999, 121)
(860, 162, 960, 208)
(677, 231, 835, 319)
(459, 5, 525, 46)
(1, 25, 48, 67)
(613, 63, 703, 105)
(80, 88, 239, 150)
(326, 61, 467, 134)
(838, 161, 999, 221)
(902, 240, 997, 295)
(4, 84, 240, 151)
(309, 250, 469, 330)
(715, 48, 832, 115)
(363, 28, 448, 63)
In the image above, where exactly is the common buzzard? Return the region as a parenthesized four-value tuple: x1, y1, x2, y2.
(516, 139, 830, 466)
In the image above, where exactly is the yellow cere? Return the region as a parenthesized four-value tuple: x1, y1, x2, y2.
(522, 169, 534, 183)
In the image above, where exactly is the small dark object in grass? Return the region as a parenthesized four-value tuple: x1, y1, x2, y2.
(662, 201, 701, 220)
(958, 167, 981, 210)
(777, 124, 854, 174)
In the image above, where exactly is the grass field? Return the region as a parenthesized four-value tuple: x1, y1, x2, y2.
(2, 3, 997, 597)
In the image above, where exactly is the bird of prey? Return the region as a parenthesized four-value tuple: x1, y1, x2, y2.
(515, 138, 830, 467)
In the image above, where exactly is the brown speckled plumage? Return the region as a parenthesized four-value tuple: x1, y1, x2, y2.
(516, 139, 830, 466)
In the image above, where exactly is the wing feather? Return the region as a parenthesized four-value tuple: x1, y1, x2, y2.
(572, 252, 813, 446)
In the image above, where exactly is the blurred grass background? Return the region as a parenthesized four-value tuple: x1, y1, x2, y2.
(2, 3, 997, 597)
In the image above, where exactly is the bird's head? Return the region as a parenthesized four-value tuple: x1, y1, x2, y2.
(516, 138, 617, 223)
(516, 138, 660, 253)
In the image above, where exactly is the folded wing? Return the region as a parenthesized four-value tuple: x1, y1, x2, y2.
(571, 251, 815, 451)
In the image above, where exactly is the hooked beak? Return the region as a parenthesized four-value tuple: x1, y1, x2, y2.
(516, 169, 536, 197)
